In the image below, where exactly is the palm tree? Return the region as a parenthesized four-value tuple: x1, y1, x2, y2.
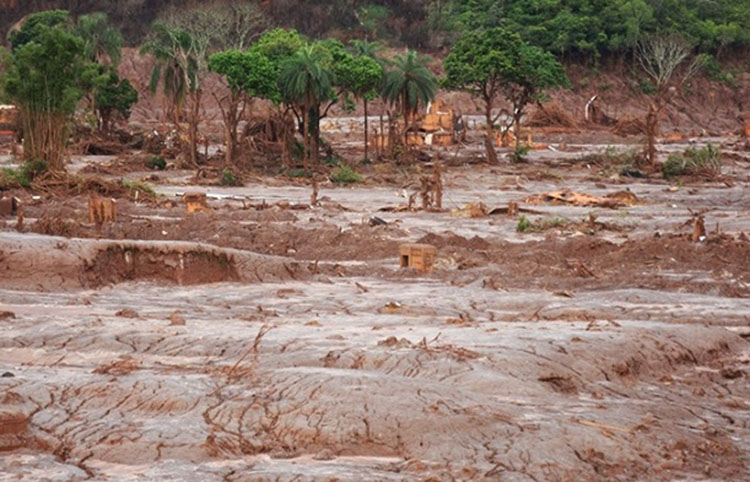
(75, 12, 123, 67)
(141, 22, 200, 164)
(381, 50, 438, 153)
(350, 39, 384, 62)
(280, 46, 334, 169)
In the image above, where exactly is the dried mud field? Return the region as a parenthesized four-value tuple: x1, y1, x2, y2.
(1, 137, 750, 481)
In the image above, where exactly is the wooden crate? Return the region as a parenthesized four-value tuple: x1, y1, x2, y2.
(399, 243, 437, 272)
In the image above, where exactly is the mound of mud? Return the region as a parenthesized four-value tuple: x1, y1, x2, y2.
(0, 233, 312, 291)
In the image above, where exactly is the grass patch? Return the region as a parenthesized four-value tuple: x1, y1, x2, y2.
(146, 155, 166, 170)
(287, 168, 312, 179)
(663, 144, 722, 179)
(330, 163, 363, 184)
(219, 168, 242, 186)
(0, 160, 48, 189)
(517, 215, 570, 233)
(122, 179, 156, 196)
(510, 144, 531, 163)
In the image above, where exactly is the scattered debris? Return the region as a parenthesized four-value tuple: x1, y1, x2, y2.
(451, 202, 489, 218)
(183, 191, 211, 214)
(0, 196, 20, 216)
(169, 312, 186, 326)
(524, 189, 638, 208)
(115, 308, 140, 319)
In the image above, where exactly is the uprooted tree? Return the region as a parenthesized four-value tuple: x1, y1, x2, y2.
(636, 35, 704, 168)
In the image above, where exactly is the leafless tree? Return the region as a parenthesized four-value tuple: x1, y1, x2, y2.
(636, 35, 704, 167)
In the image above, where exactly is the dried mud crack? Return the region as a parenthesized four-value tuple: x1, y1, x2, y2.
(1, 160, 750, 480)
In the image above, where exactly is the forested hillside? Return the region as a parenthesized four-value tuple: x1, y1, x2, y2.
(2, 0, 750, 57)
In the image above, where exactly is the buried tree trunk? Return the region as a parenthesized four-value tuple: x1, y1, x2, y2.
(484, 102, 498, 164)
(187, 89, 202, 167)
(20, 109, 69, 171)
(644, 98, 662, 168)
(363, 99, 369, 162)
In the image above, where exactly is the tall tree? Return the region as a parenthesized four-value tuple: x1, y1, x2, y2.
(140, 22, 200, 164)
(208, 49, 278, 167)
(381, 50, 438, 153)
(279, 45, 334, 169)
(636, 35, 701, 167)
(444, 27, 520, 164)
(337, 50, 382, 161)
(74, 12, 123, 67)
(3, 10, 94, 171)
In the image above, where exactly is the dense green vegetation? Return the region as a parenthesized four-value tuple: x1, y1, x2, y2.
(3, 1, 749, 56)
(0, 1, 746, 175)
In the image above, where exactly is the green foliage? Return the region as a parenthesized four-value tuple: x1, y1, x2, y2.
(453, 0, 750, 57)
(3, 18, 91, 115)
(219, 168, 242, 186)
(280, 46, 334, 106)
(94, 68, 138, 128)
(330, 163, 364, 184)
(208, 49, 279, 102)
(146, 156, 166, 170)
(287, 168, 312, 178)
(517, 214, 570, 233)
(334, 54, 383, 101)
(140, 22, 198, 109)
(121, 179, 156, 196)
(9, 10, 70, 50)
(0, 161, 48, 189)
(381, 50, 438, 119)
(443, 27, 521, 98)
(662, 144, 722, 179)
(250, 28, 306, 65)
(445, 27, 568, 143)
(358, 4, 391, 39)
(510, 144, 531, 163)
(74, 12, 123, 66)
(516, 216, 531, 233)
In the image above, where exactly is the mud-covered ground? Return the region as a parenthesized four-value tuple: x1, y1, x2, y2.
(1, 133, 750, 481)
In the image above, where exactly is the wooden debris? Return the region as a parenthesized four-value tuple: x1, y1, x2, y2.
(524, 189, 637, 208)
(183, 191, 211, 214)
(88, 196, 117, 226)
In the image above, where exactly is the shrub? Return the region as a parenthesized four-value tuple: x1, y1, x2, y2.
(146, 155, 166, 170)
(662, 144, 722, 179)
(510, 144, 531, 163)
(219, 168, 242, 186)
(517, 215, 570, 233)
(287, 168, 312, 178)
(516, 215, 531, 233)
(121, 178, 155, 196)
(330, 163, 363, 184)
(0, 160, 48, 188)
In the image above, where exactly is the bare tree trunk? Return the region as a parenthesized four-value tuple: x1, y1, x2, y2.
(378, 112, 384, 160)
(645, 97, 660, 168)
(513, 109, 523, 149)
(363, 99, 369, 162)
(484, 101, 498, 164)
(302, 101, 310, 172)
(22, 109, 67, 171)
(188, 89, 202, 167)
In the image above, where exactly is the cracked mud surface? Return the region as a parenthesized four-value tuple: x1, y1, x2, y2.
(1, 141, 750, 480)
